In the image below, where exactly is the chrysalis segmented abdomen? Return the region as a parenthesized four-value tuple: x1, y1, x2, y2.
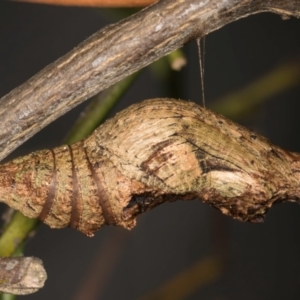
(0, 142, 129, 236)
(1, 99, 299, 236)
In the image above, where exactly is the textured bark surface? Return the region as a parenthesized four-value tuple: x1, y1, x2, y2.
(1, 99, 300, 236)
(0, 0, 299, 162)
(0, 257, 46, 295)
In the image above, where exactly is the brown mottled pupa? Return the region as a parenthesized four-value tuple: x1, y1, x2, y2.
(1, 99, 300, 236)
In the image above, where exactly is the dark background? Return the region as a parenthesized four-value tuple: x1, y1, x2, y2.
(1, 1, 300, 299)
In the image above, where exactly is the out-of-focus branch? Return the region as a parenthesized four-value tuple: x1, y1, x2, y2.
(0, 212, 38, 258)
(0, 0, 299, 162)
(212, 59, 300, 119)
(13, 0, 155, 7)
(140, 256, 223, 300)
(13, 0, 157, 7)
(0, 257, 46, 295)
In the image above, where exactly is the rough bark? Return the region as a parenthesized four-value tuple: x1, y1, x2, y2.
(0, 257, 46, 295)
(0, 0, 299, 162)
(1, 99, 300, 236)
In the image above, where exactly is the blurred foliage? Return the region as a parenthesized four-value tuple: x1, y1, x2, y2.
(212, 60, 300, 120)
(140, 256, 224, 300)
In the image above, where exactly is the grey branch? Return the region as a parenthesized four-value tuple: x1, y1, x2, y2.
(0, 0, 299, 161)
(0, 257, 47, 295)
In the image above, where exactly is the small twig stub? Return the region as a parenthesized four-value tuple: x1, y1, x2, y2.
(0, 257, 47, 295)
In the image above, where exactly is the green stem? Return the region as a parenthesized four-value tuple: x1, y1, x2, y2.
(1, 293, 16, 300)
(0, 212, 38, 257)
(65, 71, 140, 144)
